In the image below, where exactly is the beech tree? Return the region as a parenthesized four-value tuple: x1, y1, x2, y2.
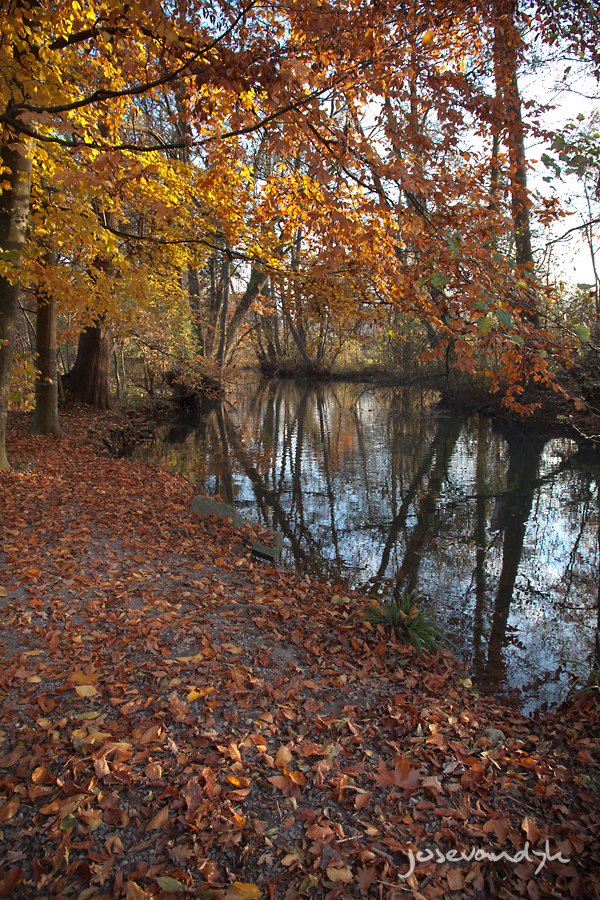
(2, 0, 599, 468)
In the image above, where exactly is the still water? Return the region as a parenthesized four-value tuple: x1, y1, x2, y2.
(134, 380, 600, 715)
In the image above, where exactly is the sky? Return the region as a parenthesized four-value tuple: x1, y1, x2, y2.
(522, 60, 599, 289)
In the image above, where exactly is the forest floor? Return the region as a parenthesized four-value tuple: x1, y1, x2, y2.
(0, 407, 599, 900)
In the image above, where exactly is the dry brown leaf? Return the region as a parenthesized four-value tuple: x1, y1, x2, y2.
(146, 804, 170, 830)
(446, 868, 465, 891)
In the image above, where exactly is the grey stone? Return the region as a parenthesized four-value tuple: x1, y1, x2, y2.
(190, 495, 247, 528)
(251, 532, 285, 561)
(190, 495, 284, 560)
(482, 727, 506, 746)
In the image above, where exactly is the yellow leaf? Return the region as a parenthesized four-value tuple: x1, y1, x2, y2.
(0, 586, 7, 596)
(326, 867, 353, 883)
(229, 883, 262, 899)
(186, 690, 202, 701)
(75, 684, 98, 698)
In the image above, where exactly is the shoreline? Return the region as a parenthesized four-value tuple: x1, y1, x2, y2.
(0, 408, 598, 899)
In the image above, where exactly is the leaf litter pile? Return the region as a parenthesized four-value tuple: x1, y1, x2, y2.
(1, 409, 599, 900)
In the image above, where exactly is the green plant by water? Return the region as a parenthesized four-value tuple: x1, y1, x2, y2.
(363, 587, 447, 653)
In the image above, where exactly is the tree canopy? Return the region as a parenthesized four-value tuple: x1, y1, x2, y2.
(1, 0, 599, 465)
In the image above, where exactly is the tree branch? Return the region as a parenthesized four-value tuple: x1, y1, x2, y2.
(544, 217, 600, 247)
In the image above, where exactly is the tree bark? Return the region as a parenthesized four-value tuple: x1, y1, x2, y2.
(64, 325, 113, 409)
(64, 191, 115, 409)
(30, 245, 63, 436)
(215, 252, 230, 368)
(224, 265, 267, 361)
(493, 0, 539, 326)
(0, 141, 33, 469)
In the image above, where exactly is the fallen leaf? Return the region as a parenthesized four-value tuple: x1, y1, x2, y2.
(0, 796, 20, 824)
(275, 745, 293, 769)
(0, 868, 24, 897)
(374, 754, 421, 791)
(146, 804, 170, 830)
(156, 875, 183, 892)
(522, 815, 541, 843)
(355, 791, 372, 810)
(144, 762, 163, 780)
(94, 756, 110, 778)
(126, 881, 149, 900)
(326, 867, 353, 884)
(229, 882, 262, 899)
(446, 868, 464, 891)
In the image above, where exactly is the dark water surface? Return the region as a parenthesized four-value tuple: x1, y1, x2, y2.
(134, 380, 600, 715)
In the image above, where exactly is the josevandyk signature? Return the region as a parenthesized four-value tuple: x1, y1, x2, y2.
(399, 840, 570, 879)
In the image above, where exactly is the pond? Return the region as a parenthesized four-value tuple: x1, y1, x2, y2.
(133, 379, 600, 716)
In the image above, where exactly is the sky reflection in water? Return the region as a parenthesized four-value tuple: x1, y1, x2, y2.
(134, 381, 599, 715)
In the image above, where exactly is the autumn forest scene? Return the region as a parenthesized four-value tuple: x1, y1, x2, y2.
(1, 1, 600, 898)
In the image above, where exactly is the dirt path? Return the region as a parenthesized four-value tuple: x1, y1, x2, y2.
(1, 409, 599, 900)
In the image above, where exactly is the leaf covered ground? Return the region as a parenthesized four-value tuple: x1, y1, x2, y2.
(1, 409, 599, 900)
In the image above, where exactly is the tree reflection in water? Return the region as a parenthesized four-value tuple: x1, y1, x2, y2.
(135, 380, 599, 714)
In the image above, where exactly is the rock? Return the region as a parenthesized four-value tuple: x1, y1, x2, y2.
(482, 727, 506, 746)
(190, 496, 247, 528)
(251, 533, 285, 561)
(190, 495, 284, 560)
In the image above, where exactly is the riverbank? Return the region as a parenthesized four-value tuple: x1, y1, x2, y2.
(1, 408, 599, 900)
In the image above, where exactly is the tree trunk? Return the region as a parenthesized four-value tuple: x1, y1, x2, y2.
(493, 0, 539, 326)
(65, 190, 115, 409)
(64, 325, 113, 409)
(30, 245, 63, 436)
(215, 253, 230, 368)
(0, 141, 33, 469)
(224, 265, 266, 360)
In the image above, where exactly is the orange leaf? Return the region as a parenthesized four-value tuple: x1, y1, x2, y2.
(229, 884, 262, 900)
(288, 770, 305, 785)
(521, 815, 540, 843)
(275, 745, 293, 770)
(0, 796, 20, 824)
(355, 791, 372, 810)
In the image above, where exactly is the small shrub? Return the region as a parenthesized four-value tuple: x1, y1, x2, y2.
(363, 587, 447, 653)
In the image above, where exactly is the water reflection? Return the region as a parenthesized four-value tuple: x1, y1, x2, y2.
(134, 380, 599, 714)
